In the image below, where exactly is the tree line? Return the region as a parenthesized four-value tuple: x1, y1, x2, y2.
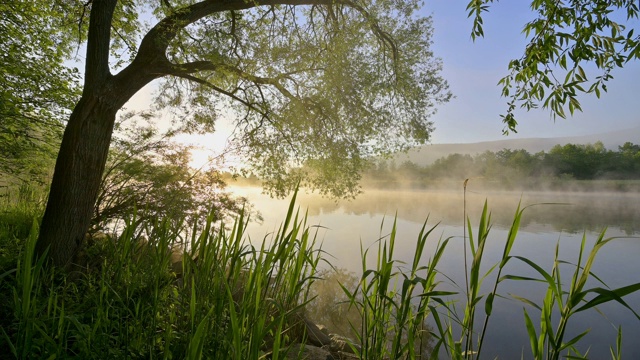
(364, 141, 640, 188)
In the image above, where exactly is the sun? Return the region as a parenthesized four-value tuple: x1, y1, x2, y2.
(173, 128, 244, 171)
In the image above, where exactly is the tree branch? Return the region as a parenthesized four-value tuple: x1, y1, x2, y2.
(171, 70, 267, 116)
(136, 0, 334, 65)
(341, 0, 399, 65)
(84, 0, 117, 87)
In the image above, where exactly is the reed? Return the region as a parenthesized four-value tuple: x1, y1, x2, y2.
(332, 181, 640, 359)
(0, 190, 321, 359)
(1, 185, 639, 359)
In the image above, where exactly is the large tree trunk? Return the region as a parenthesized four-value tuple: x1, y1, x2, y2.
(35, 95, 119, 266)
(34, 0, 162, 267)
(35, 75, 165, 267)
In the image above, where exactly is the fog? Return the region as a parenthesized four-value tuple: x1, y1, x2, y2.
(234, 184, 640, 236)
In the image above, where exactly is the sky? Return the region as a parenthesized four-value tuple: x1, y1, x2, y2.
(124, 1, 640, 166)
(419, 1, 640, 144)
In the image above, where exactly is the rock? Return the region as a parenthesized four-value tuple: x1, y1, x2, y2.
(317, 324, 330, 336)
(285, 344, 336, 360)
(333, 351, 360, 360)
(329, 334, 360, 355)
(303, 317, 332, 347)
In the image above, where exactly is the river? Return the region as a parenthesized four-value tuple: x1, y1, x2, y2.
(229, 185, 640, 359)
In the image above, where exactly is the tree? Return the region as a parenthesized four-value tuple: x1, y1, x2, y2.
(34, 0, 451, 266)
(617, 142, 640, 176)
(0, 1, 80, 185)
(427, 153, 476, 180)
(546, 142, 610, 179)
(496, 149, 534, 177)
(93, 114, 255, 235)
(467, 0, 640, 133)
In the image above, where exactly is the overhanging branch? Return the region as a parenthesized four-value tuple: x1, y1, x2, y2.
(171, 61, 299, 100)
(136, 0, 334, 64)
(171, 70, 267, 117)
(170, 68, 300, 155)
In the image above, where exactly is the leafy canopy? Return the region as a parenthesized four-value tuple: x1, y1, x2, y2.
(0, 1, 81, 183)
(116, 0, 452, 198)
(4, 0, 451, 200)
(467, 0, 640, 133)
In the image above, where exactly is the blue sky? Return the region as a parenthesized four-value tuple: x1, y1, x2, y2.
(420, 1, 640, 144)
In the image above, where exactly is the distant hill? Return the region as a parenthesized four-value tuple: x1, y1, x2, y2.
(395, 126, 640, 166)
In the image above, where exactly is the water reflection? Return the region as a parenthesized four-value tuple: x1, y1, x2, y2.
(270, 189, 640, 235)
(230, 186, 640, 359)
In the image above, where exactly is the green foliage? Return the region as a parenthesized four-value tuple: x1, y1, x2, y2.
(1, 191, 320, 359)
(0, 185, 47, 272)
(94, 115, 255, 234)
(429, 153, 477, 180)
(467, 0, 640, 133)
(507, 231, 640, 360)
(617, 141, 640, 174)
(147, 0, 451, 198)
(546, 141, 612, 179)
(339, 218, 443, 359)
(0, 0, 81, 184)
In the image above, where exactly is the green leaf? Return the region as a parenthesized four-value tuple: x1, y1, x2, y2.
(523, 308, 539, 359)
(559, 329, 590, 351)
(574, 283, 640, 319)
(485, 292, 494, 315)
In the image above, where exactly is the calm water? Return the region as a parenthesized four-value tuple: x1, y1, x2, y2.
(230, 186, 640, 359)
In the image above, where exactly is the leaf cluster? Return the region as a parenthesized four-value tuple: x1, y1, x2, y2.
(0, 1, 82, 183)
(467, 0, 640, 133)
(149, 0, 451, 198)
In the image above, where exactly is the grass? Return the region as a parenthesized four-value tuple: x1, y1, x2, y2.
(1, 185, 639, 359)
(1, 189, 321, 359)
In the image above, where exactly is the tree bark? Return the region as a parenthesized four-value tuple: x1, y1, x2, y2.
(36, 96, 117, 265)
(34, 0, 161, 266)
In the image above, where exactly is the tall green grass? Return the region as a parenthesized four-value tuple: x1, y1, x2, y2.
(339, 216, 451, 359)
(334, 183, 640, 360)
(0, 183, 46, 271)
(1, 185, 639, 359)
(0, 190, 322, 359)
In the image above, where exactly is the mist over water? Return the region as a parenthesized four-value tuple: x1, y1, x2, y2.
(235, 185, 640, 237)
(230, 185, 640, 359)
